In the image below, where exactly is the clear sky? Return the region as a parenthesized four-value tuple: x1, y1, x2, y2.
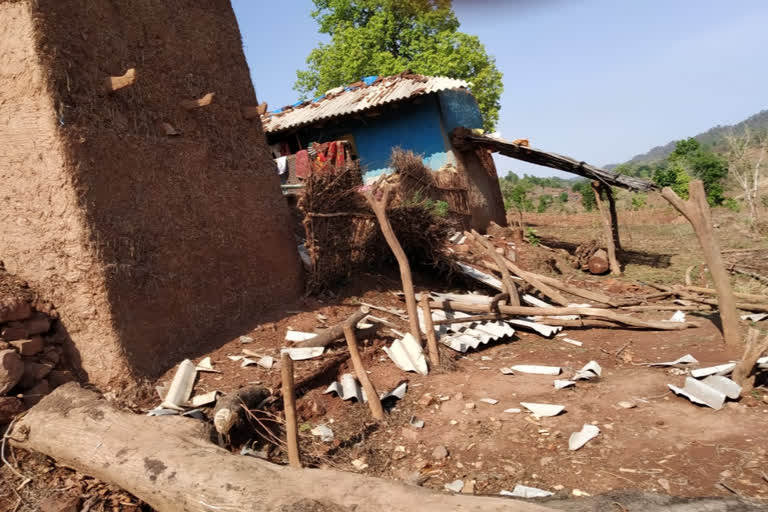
(232, 0, 768, 177)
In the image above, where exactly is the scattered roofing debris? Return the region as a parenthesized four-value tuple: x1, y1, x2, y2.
(573, 361, 602, 380)
(644, 354, 699, 367)
(668, 376, 742, 410)
(281, 347, 324, 361)
(520, 402, 565, 417)
(310, 424, 334, 442)
(195, 357, 221, 373)
(384, 334, 428, 375)
(323, 375, 408, 404)
(569, 424, 600, 451)
(501, 484, 554, 498)
(554, 380, 576, 390)
(511, 365, 561, 376)
(160, 359, 196, 410)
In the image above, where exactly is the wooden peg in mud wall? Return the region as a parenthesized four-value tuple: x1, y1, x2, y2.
(243, 102, 269, 119)
(103, 68, 137, 93)
(180, 92, 215, 110)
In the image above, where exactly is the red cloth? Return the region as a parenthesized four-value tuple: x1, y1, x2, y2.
(295, 150, 310, 179)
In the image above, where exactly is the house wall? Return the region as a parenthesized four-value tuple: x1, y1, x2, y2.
(0, 0, 303, 388)
(300, 95, 454, 181)
(438, 89, 484, 134)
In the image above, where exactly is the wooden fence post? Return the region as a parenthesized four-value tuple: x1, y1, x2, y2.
(343, 325, 385, 420)
(592, 181, 621, 275)
(280, 352, 301, 468)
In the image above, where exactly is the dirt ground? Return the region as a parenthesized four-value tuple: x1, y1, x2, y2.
(2, 205, 767, 511)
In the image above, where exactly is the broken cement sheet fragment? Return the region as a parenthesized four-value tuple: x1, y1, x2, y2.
(190, 390, 219, 407)
(573, 361, 602, 380)
(554, 379, 576, 390)
(664, 310, 686, 323)
(562, 338, 583, 347)
(455, 262, 503, 291)
(690, 362, 736, 378)
(409, 416, 424, 428)
(448, 232, 466, 245)
(383, 333, 428, 375)
(668, 376, 741, 410)
(241, 354, 276, 369)
(507, 319, 562, 338)
(285, 330, 317, 343)
(522, 294, 579, 320)
(501, 484, 554, 498)
(160, 359, 197, 410)
(511, 365, 561, 375)
(500, 367, 515, 375)
(239, 335, 253, 344)
(310, 424, 334, 442)
(380, 381, 408, 402)
(504, 408, 522, 414)
(195, 356, 221, 373)
(520, 402, 565, 417)
(444, 480, 464, 493)
(758, 356, 768, 369)
(324, 373, 366, 402)
(569, 424, 600, 451)
(480, 398, 499, 405)
(741, 313, 768, 322)
(646, 354, 699, 367)
(281, 347, 324, 361)
(227, 355, 245, 362)
(147, 407, 179, 416)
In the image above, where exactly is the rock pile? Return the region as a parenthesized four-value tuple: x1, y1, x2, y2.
(0, 268, 76, 424)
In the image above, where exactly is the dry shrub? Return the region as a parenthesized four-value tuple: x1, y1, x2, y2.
(300, 150, 462, 293)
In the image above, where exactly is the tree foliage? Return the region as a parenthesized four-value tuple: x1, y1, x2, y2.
(295, 0, 504, 130)
(571, 181, 596, 211)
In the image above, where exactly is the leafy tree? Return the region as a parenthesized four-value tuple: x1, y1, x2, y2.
(652, 161, 690, 199)
(295, 0, 504, 130)
(571, 181, 596, 211)
(630, 194, 647, 210)
(668, 138, 727, 205)
(537, 194, 553, 213)
(558, 191, 569, 203)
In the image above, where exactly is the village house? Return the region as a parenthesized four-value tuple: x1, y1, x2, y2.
(261, 72, 507, 230)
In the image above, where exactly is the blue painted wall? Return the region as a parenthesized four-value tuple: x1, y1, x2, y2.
(438, 89, 484, 134)
(297, 91, 484, 181)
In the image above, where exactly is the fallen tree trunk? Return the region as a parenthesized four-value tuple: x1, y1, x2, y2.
(428, 300, 697, 331)
(10, 384, 552, 512)
(293, 306, 370, 348)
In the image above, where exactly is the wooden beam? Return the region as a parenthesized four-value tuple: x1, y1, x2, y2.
(592, 181, 621, 275)
(420, 295, 441, 368)
(661, 181, 741, 349)
(280, 352, 301, 468)
(469, 230, 520, 305)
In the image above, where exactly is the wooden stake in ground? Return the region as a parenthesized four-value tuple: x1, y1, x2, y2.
(420, 294, 441, 368)
(364, 185, 422, 344)
(469, 230, 520, 305)
(591, 181, 621, 275)
(731, 328, 768, 395)
(661, 181, 741, 348)
(342, 325, 385, 421)
(280, 352, 301, 468)
(11, 384, 552, 512)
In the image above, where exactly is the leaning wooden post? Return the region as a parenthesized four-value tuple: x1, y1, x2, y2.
(364, 185, 422, 344)
(420, 295, 441, 368)
(661, 181, 740, 348)
(280, 352, 301, 468)
(605, 185, 622, 251)
(342, 325, 385, 421)
(469, 230, 521, 305)
(731, 328, 768, 395)
(591, 181, 621, 275)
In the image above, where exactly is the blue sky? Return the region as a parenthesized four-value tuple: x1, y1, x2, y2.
(232, 0, 768, 177)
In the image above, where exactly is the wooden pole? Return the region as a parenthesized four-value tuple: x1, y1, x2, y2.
(342, 325, 385, 421)
(280, 352, 301, 468)
(420, 295, 441, 368)
(661, 181, 741, 348)
(364, 185, 422, 344)
(731, 328, 768, 395)
(469, 230, 520, 305)
(428, 299, 697, 331)
(591, 181, 621, 275)
(605, 184, 622, 251)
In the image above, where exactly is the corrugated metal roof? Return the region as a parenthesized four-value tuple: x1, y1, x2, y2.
(262, 74, 470, 134)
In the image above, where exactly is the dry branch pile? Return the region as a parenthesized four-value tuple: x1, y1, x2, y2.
(300, 150, 463, 292)
(0, 264, 75, 424)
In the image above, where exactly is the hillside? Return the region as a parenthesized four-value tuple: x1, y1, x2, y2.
(608, 109, 768, 168)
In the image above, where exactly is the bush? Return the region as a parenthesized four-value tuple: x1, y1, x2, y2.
(723, 197, 740, 212)
(630, 194, 647, 210)
(537, 194, 553, 213)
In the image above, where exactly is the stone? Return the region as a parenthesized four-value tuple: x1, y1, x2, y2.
(464, 402, 476, 410)
(39, 494, 80, 512)
(0, 298, 32, 323)
(23, 379, 49, 408)
(1, 324, 27, 341)
(23, 313, 51, 335)
(0, 349, 24, 394)
(10, 336, 44, 356)
(401, 427, 419, 442)
(0, 396, 24, 425)
(43, 346, 61, 365)
(418, 393, 435, 407)
(432, 445, 449, 460)
(20, 360, 54, 389)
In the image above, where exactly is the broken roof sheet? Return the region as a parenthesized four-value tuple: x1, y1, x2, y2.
(262, 73, 469, 134)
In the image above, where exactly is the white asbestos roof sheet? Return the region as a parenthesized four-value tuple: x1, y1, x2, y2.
(417, 308, 515, 353)
(262, 75, 469, 134)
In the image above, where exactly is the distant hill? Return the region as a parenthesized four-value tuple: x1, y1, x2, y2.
(608, 109, 768, 168)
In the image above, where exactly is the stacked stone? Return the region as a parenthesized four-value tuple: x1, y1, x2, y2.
(0, 294, 75, 424)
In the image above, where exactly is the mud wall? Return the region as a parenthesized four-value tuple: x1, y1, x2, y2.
(0, 0, 303, 387)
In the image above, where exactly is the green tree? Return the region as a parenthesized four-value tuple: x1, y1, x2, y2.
(668, 138, 727, 205)
(295, 0, 504, 130)
(558, 191, 569, 203)
(652, 161, 690, 199)
(572, 181, 596, 211)
(537, 194, 553, 213)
